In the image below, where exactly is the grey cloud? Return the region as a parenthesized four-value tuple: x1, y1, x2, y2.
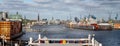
(100, 2, 120, 6)
(33, 0, 71, 11)
(3, 0, 23, 3)
(34, 0, 53, 3)
(0, 0, 120, 19)
(106, 0, 120, 1)
(93, 0, 120, 1)
(1, 0, 30, 11)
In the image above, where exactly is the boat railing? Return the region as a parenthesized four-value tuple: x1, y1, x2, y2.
(28, 34, 102, 46)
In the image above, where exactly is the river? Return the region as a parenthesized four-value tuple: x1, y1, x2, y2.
(17, 24, 120, 46)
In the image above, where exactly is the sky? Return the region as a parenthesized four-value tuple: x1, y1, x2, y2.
(0, 0, 120, 20)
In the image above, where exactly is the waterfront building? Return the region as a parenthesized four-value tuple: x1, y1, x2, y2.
(0, 21, 22, 40)
(0, 12, 23, 40)
(6, 12, 22, 21)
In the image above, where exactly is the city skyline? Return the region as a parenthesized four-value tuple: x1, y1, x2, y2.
(0, 0, 120, 20)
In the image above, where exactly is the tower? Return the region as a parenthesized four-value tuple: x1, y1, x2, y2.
(16, 12, 18, 15)
(38, 13, 40, 21)
(115, 13, 118, 20)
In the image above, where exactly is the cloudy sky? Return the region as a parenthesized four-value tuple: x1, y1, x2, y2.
(0, 0, 120, 20)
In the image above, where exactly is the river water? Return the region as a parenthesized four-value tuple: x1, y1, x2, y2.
(18, 25, 120, 46)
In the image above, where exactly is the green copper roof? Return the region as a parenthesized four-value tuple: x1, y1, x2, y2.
(9, 14, 22, 19)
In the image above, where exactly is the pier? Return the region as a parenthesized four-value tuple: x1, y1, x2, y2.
(28, 34, 102, 46)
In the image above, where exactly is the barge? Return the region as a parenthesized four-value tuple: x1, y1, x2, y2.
(65, 22, 112, 30)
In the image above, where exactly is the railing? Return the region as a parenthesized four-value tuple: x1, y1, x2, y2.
(28, 34, 102, 46)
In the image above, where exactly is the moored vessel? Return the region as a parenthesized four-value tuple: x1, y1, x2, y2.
(65, 15, 113, 30)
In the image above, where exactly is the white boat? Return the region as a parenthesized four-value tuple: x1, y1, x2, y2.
(28, 34, 102, 46)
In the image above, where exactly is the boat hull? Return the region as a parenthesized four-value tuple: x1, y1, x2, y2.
(65, 23, 112, 30)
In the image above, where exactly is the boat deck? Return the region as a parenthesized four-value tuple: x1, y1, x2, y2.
(28, 34, 102, 46)
(29, 43, 92, 46)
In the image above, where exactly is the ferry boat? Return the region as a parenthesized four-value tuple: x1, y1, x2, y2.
(28, 34, 102, 46)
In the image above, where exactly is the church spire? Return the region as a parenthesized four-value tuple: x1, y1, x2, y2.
(38, 13, 40, 21)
